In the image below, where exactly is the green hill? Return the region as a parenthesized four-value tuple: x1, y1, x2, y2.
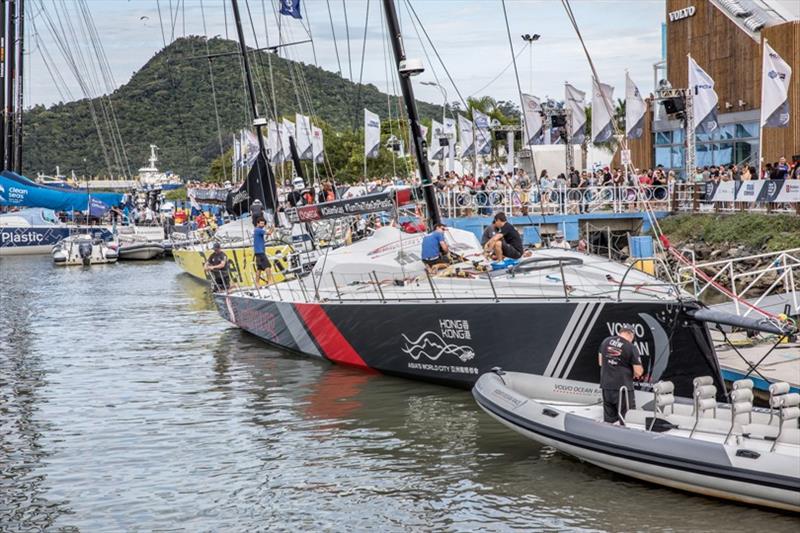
(21, 36, 442, 179)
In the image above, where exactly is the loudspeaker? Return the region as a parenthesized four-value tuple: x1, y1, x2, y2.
(551, 115, 566, 128)
(439, 138, 449, 147)
(662, 96, 685, 115)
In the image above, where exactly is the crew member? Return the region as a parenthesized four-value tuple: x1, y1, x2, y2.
(421, 223, 450, 269)
(287, 177, 306, 207)
(485, 212, 523, 261)
(250, 199, 264, 226)
(204, 242, 231, 292)
(598, 326, 644, 424)
(253, 217, 274, 286)
(550, 231, 571, 250)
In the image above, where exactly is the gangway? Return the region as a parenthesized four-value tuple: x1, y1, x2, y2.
(677, 247, 800, 319)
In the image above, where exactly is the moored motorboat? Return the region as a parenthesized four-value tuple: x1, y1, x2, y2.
(52, 234, 118, 266)
(117, 238, 165, 260)
(473, 371, 800, 512)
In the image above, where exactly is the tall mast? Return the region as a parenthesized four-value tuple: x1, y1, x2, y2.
(0, 0, 6, 170)
(13, 0, 21, 173)
(381, 0, 441, 227)
(229, 0, 278, 219)
(4, 0, 13, 171)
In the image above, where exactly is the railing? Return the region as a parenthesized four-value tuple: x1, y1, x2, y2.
(671, 182, 800, 215)
(677, 248, 800, 317)
(435, 185, 671, 217)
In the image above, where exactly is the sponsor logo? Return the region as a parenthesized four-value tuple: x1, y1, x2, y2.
(2, 185, 28, 204)
(768, 69, 787, 81)
(606, 321, 651, 357)
(401, 318, 477, 375)
(0, 229, 47, 246)
(668, 5, 695, 22)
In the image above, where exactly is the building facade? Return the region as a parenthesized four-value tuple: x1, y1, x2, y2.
(628, 0, 799, 175)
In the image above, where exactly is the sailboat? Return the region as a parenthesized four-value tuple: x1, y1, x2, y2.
(208, 0, 795, 397)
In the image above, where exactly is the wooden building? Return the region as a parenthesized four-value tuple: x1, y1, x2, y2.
(627, 0, 799, 174)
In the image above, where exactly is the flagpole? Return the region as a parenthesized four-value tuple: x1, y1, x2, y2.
(757, 40, 766, 178)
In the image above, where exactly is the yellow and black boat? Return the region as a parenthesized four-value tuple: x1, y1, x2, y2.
(173, 243, 294, 286)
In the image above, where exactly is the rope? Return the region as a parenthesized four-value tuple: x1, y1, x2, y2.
(200, 0, 227, 182)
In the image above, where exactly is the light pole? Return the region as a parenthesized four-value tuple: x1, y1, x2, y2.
(521, 33, 540, 94)
(421, 80, 450, 174)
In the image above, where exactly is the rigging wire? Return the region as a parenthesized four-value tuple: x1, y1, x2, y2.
(324, 0, 343, 76)
(199, 0, 228, 182)
(352, 0, 370, 132)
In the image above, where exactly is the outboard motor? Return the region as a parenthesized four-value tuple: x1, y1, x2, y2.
(78, 240, 93, 266)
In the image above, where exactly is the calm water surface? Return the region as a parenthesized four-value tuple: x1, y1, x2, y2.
(0, 257, 796, 531)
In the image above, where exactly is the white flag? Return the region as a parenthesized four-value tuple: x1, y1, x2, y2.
(591, 79, 615, 144)
(364, 108, 381, 159)
(232, 135, 242, 169)
(268, 120, 282, 164)
(295, 114, 313, 159)
(761, 40, 792, 128)
(565, 83, 586, 144)
(458, 114, 474, 158)
(625, 73, 646, 140)
(688, 55, 718, 134)
(521, 93, 544, 145)
(311, 126, 324, 164)
(429, 119, 445, 160)
(280, 119, 295, 162)
(473, 109, 492, 155)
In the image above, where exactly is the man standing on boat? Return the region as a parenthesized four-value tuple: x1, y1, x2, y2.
(204, 242, 231, 293)
(253, 217, 274, 286)
(598, 327, 643, 424)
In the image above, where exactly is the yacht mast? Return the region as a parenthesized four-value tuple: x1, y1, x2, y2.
(0, 0, 6, 170)
(12, 0, 20, 173)
(381, 0, 441, 227)
(230, 0, 278, 219)
(4, 0, 14, 171)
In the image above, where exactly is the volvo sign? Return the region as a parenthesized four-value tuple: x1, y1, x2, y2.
(668, 5, 695, 22)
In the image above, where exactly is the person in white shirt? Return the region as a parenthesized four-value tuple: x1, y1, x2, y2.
(550, 231, 571, 250)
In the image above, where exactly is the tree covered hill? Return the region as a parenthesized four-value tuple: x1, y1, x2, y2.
(22, 36, 442, 179)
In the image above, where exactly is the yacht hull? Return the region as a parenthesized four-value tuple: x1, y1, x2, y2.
(213, 293, 723, 393)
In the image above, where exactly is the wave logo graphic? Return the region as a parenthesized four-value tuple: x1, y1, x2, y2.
(401, 331, 475, 362)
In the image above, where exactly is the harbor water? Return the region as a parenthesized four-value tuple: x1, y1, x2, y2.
(1, 257, 796, 531)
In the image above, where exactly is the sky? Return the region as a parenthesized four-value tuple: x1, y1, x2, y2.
(25, 0, 667, 111)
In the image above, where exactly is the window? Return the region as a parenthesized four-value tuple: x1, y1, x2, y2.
(718, 124, 735, 140)
(736, 122, 758, 139)
(655, 146, 671, 168)
(715, 143, 734, 166)
(655, 131, 672, 144)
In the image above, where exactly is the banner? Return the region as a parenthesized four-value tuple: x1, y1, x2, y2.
(625, 73, 646, 140)
(88, 197, 111, 218)
(281, 119, 295, 163)
(364, 108, 381, 159)
(688, 55, 718, 135)
(286, 191, 396, 223)
(704, 180, 737, 202)
(473, 109, 492, 155)
(0, 171, 122, 211)
(591, 79, 615, 144)
(268, 120, 282, 164)
(760, 40, 792, 128)
(311, 126, 324, 164)
(735, 181, 764, 203)
(458, 114, 474, 158)
(295, 114, 313, 160)
(521, 93, 544, 145)
(429, 119, 445, 160)
(443, 117, 456, 162)
(565, 83, 586, 144)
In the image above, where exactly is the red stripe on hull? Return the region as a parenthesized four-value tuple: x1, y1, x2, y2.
(294, 303, 369, 368)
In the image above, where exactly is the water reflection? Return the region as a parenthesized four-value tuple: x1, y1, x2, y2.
(0, 257, 796, 531)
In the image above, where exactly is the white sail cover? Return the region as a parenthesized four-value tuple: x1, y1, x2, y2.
(688, 55, 718, 134)
(295, 114, 313, 159)
(625, 73, 646, 140)
(458, 114, 474, 158)
(268, 120, 282, 164)
(591, 79, 615, 144)
(429, 119, 445, 160)
(312, 226, 484, 288)
(364, 108, 381, 159)
(473, 109, 492, 155)
(565, 83, 586, 144)
(311, 126, 324, 164)
(521, 93, 544, 145)
(761, 40, 792, 128)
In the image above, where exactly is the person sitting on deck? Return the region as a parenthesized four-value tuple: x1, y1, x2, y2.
(549, 231, 571, 250)
(421, 223, 450, 270)
(484, 212, 523, 261)
(204, 242, 231, 293)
